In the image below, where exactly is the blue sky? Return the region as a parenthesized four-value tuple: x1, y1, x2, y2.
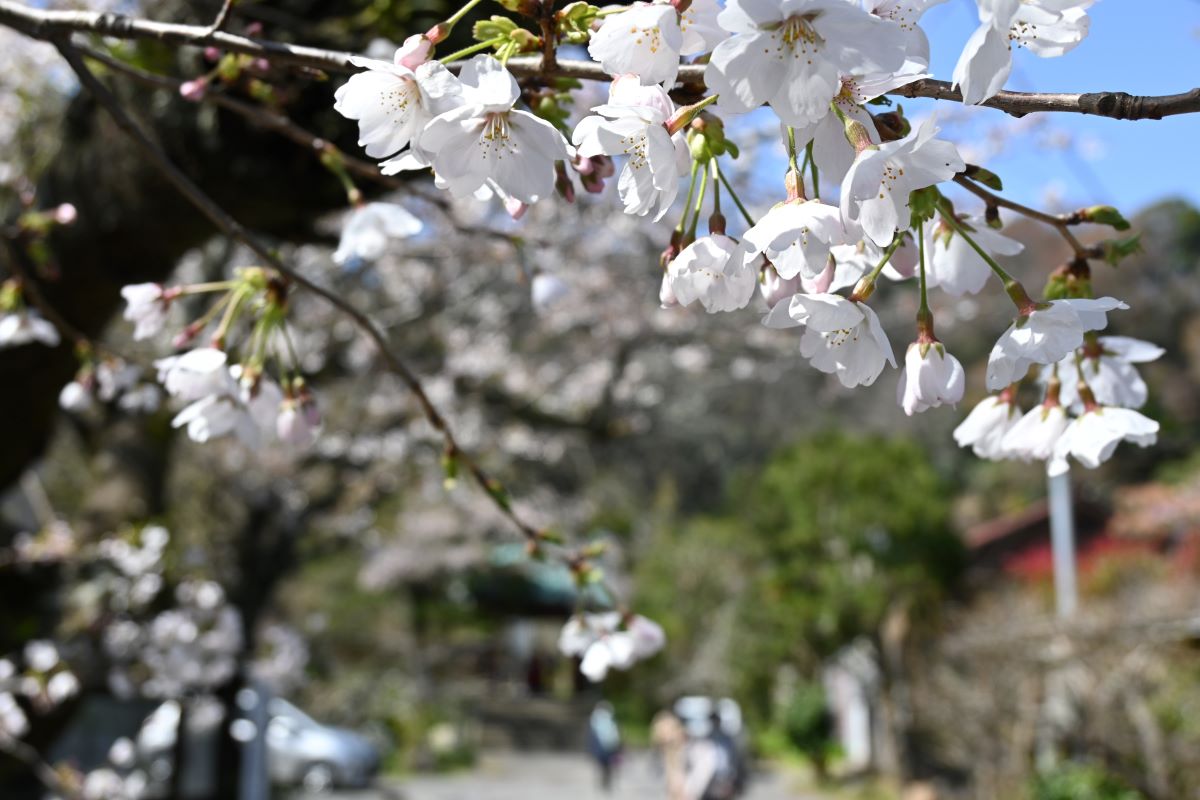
(911, 0, 1200, 212)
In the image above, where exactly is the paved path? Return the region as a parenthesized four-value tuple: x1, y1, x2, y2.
(308, 751, 820, 800)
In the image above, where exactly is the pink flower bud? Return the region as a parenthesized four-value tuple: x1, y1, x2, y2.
(760, 265, 803, 308)
(394, 34, 433, 69)
(203, 46, 222, 62)
(250, 58, 271, 74)
(244, 22, 263, 37)
(179, 78, 208, 102)
(505, 197, 528, 221)
(52, 203, 77, 225)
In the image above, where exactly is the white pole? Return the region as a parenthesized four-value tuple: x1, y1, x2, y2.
(1048, 470, 1078, 620)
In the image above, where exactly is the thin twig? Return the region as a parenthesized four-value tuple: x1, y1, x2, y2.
(0, 1, 1197, 120)
(55, 39, 552, 547)
(203, 0, 236, 35)
(0, 737, 81, 800)
(0, 232, 130, 361)
(954, 174, 1090, 259)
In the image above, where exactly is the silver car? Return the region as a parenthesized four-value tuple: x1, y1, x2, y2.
(265, 698, 380, 791)
(136, 694, 380, 795)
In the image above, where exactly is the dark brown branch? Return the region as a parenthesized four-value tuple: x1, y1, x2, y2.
(0, 736, 81, 800)
(0, 1, 1197, 120)
(54, 39, 555, 549)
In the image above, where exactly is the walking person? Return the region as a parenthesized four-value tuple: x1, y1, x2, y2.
(651, 708, 688, 800)
(587, 701, 622, 792)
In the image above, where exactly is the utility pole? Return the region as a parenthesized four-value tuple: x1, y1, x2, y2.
(1048, 470, 1078, 619)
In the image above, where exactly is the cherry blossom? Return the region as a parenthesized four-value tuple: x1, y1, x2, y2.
(1001, 400, 1070, 462)
(589, 3, 684, 87)
(1048, 405, 1159, 476)
(572, 76, 688, 220)
(841, 118, 965, 247)
(0, 309, 60, 349)
(420, 56, 571, 204)
(121, 283, 170, 340)
(924, 216, 1024, 296)
(154, 348, 232, 402)
(333, 202, 424, 267)
(1050, 336, 1164, 411)
(953, 393, 1021, 459)
(705, 0, 908, 126)
(667, 234, 758, 314)
(897, 342, 965, 416)
(557, 612, 665, 682)
(677, 0, 727, 56)
(986, 297, 1128, 391)
(953, 0, 1092, 105)
(788, 72, 926, 186)
(333, 53, 462, 162)
(531, 272, 570, 314)
(865, 0, 947, 70)
(738, 199, 854, 281)
(770, 293, 897, 388)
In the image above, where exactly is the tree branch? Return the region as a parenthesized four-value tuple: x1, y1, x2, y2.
(53, 39, 557, 551)
(0, 1, 1197, 120)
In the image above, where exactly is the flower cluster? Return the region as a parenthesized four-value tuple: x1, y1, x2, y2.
(0, 641, 80, 741)
(557, 611, 666, 682)
(119, 268, 322, 450)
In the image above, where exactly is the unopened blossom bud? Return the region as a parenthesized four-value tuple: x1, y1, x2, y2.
(394, 34, 433, 69)
(203, 46, 222, 62)
(659, 230, 684, 271)
(871, 110, 909, 142)
(759, 265, 802, 309)
(659, 273, 679, 308)
(555, 163, 576, 203)
(504, 197, 529, 221)
(249, 58, 271, 75)
(244, 22, 263, 37)
(179, 78, 209, 102)
(52, 203, 77, 225)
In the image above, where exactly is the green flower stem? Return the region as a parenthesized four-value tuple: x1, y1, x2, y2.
(441, 0, 488, 36)
(715, 162, 755, 227)
(676, 160, 701, 234)
(917, 220, 929, 317)
(686, 162, 709, 239)
(786, 126, 800, 175)
(936, 208, 1022, 292)
(806, 140, 819, 200)
(709, 160, 721, 216)
(439, 36, 505, 65)
(176, 280, 237, 295)
(850, 235, 903, 303)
